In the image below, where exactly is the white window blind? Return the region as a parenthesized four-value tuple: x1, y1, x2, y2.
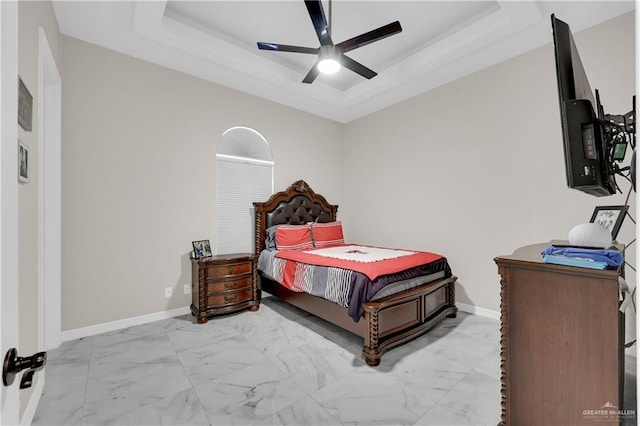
(216, 155, 273, 254)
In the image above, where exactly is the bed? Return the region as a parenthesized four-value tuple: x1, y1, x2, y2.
(253, 180, 458, 366)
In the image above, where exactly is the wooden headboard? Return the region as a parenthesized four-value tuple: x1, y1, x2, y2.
(253, 180, 338, 256)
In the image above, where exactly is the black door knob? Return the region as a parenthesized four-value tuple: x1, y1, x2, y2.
(2, 348, 47, 388)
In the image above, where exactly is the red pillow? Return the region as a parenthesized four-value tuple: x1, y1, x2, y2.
(311, 222, 345, 248)
(275, 225, 313, 251)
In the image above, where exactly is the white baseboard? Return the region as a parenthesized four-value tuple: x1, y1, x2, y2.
(625, 344, 637, 357)
(61, 306, 191, 342)
(20, 374, 44, 426)
(457, 302, 500, 321)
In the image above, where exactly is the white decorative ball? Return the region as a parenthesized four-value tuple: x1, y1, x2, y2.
(568, 223, 612, 248)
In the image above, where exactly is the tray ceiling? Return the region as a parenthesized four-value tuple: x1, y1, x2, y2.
(52, 1, 635, 123)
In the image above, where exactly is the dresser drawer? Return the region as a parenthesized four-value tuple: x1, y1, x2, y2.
(207, 261, 252, 278)
(207, 277, 252, 293)
(207, 288, 253, 306)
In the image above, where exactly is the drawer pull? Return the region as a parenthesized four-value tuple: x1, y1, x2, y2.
(224, 281, 238, 290)
(224, 294, 238, 303)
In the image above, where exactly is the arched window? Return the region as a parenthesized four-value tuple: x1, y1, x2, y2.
(216, 127, 273, 254)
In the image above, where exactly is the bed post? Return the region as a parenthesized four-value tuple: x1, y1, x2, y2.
(447, 277, 458, 318)
(363, 311, 382, 366)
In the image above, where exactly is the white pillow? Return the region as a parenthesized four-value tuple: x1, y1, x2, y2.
(568, 223, 612, 248)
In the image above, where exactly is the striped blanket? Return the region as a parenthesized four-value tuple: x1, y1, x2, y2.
(258, 247, 451, 321)
(258, 250, 353, 307)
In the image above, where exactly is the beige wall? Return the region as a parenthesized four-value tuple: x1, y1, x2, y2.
(61, 11, 635, 328)
(341, 12, 636, 313)
(61, 36, 344, 330)
(18, 0, 62, 416)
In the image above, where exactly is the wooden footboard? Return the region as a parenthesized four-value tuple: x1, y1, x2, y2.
(259, 274, 457, 366)
(362, 275, 457, 366)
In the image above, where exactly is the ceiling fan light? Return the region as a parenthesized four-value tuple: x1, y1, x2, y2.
(318, 58, 341, 74)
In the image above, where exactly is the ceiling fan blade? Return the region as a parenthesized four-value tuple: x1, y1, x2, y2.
(257, 42, 318, 54)
(302, 62, 321, 84)
(339, 55, 377, 79)
(336, 21, 402, 53)
(305, 0, 333, 46)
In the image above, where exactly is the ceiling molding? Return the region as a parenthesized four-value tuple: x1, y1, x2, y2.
(53, 1, 635, 123)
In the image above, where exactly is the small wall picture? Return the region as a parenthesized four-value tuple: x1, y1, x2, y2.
(18, 141, 29, 183)
(192, 240, 212, 259)
(18, 77, 33, 132)
(590, 205, 628, 240)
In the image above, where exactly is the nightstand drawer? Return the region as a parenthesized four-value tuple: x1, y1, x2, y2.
(207, 262, 252, 278)
(207, 289, 253, 306)
(207, 277, 252, 293)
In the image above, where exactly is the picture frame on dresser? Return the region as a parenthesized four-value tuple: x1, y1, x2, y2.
(590, 205, 628, 240)
(192, 239, 212, 259)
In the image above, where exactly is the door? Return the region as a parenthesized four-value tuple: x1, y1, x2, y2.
(38, 27, 62, 352)
(1, 1, 21, 424)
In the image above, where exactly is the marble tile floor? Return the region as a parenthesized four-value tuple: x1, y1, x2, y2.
(33, 296, 636, 426)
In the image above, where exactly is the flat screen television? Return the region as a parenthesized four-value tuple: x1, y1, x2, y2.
(551, 14, 615, 196)
(551, 14, 635, 197)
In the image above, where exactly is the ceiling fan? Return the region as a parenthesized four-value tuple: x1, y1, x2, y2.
(257, 0, 402, 84)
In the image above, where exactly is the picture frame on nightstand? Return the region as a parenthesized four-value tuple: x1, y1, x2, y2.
(192, 240, 212, 259)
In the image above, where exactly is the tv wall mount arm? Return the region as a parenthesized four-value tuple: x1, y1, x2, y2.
(596, 92, 636, 192)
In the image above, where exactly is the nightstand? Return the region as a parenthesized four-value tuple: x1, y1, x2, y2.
(190, 253, 259, 324)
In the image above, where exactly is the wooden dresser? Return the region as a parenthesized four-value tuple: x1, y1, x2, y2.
(191, 253, 259, 323)
(495, 243, 625, 425)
